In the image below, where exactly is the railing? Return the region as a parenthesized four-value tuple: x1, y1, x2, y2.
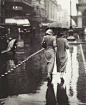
(0, 48, 47, 99)
(0, 48, 44, 78)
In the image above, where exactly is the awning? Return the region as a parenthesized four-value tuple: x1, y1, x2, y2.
(16, 19, 30, 25)
(40, 22, 50, 27)
(71, 16, 77, 24)
(5, 18, 30, 26)
(5, 19, 16, 24)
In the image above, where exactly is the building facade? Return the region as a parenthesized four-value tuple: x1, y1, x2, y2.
(0, 0, 5, 23)
(31, 0, 58, 23)
(76, 0, 86, 28)
(45, 0, 58, 22)
(31, 0, 45, 23)
(5, 0, 34, 21)
(57, 5, 70, 28)
(0, 0, 35, 36)
(1, 0, 59, 24)
(78, 0, 86, 3)
(0, 0, 60, 31)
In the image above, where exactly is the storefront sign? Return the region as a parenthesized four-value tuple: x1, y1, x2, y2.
(13, 6, 23, 10)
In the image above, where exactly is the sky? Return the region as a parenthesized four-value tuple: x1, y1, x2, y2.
(57, 0, 78, 15)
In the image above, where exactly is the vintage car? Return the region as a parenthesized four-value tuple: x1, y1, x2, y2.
(0, 25, 17, 54)
(67, 29, 76, 41)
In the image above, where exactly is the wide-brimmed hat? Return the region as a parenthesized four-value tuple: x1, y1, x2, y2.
(46, 29, 54, 35)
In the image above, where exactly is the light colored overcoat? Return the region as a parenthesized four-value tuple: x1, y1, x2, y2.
(42, 35, 56, 74)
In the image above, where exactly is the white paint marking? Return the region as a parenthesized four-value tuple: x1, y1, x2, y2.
(11, 69, 14, 71)
(0, 48, 44, 78)
(5, 72, 8, 74)
(1, 75, 4, 77)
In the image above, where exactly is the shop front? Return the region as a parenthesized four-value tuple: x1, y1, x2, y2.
(5, 18, 30, 39)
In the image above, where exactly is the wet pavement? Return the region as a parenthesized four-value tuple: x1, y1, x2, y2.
(0, 37, 86, 105)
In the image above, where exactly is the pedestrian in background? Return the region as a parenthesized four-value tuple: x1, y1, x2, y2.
(33, 27, 36, 38)
(56, 31, 69, 80)
(30, 26, 33, 44)
(41, 29, 56, 81)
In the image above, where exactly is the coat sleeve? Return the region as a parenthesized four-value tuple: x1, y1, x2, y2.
(53, 37, 57, 51)
(64, 39, 69, 49)
(41, 36, 47, 49)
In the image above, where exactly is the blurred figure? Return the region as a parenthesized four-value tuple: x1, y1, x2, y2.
(41, 29, 56, 80)
(84, 27, 86, 40)
(33, 27, 36, 38)
(1, 37, 17, 55)
(57, 78, 70, 105)
(7, 54, 18, 70)
(56, 31, 69, 79)
(30, 26, 33, 44)
(8, 28, 10, 35)
(45, 79, 56, 105)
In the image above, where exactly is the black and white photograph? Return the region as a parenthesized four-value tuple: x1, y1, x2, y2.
(0, 0, 86, 105)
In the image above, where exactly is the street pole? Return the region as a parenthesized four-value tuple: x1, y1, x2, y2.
(70, 0, 72, 29)
(0, 0, 1, 23)
(59, 12, 60, 22)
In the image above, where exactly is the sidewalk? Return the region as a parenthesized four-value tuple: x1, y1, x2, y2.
(0, 40, 86, 105)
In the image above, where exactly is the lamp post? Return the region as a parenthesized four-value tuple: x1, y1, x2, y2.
(69, 0, 73, 36)
(70, 0, 72, 29)
(0, 0, 1, 23)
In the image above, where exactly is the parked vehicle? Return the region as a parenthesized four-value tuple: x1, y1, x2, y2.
(67, 29, 75, 41)
(0, 25, 17, 54)
(67, 35, 76, 41)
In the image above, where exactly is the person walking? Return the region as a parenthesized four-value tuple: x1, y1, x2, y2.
(56, 31, 69, 79)
(41, 29, 56, 81)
